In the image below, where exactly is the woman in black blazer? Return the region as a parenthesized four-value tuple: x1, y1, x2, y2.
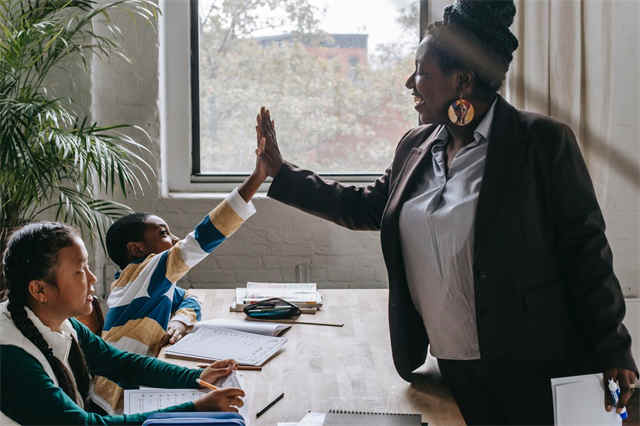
(254, 0, 638, 424)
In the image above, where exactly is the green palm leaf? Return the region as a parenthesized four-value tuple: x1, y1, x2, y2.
(0, 0, 160, 264)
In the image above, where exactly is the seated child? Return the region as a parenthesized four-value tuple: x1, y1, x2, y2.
(0, 221, 245, 425)
(93, 170, 266, 413)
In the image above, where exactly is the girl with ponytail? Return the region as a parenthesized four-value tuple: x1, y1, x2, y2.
(0, 222, 245, 425)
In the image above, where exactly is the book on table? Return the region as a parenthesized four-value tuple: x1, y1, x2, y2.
(197, 318, 290, 336)
(230, 282, 323, 313)
(164, 319, 287, 366)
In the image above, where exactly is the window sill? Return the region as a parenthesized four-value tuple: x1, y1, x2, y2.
(165, 191, 271, 200)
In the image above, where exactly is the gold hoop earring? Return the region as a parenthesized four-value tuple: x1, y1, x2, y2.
(448, 98, 475, 126)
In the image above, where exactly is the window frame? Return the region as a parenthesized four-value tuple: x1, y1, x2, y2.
(160, 0, 428, 193)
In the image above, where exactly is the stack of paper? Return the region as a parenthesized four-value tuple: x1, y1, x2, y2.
(230, 282, 323, 313)
(551, 373, 621, 426)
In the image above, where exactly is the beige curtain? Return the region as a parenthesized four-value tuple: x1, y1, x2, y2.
(505, 0, 640, 296)
(429, 0, 640, 295)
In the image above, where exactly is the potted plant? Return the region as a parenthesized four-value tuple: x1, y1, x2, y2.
(0, 0, 159, 295)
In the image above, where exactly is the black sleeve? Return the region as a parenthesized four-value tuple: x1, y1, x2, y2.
(546, 124, 637, 374)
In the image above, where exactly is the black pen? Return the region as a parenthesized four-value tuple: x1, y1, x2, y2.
(256, 392, 284, 418)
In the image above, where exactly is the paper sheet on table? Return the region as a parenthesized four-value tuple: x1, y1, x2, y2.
(276, 411, 326, 426)
(124, 371, 248, 419)
(551, 373, 621, 426)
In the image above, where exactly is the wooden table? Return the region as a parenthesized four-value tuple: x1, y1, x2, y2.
(159, 289, 465, 425)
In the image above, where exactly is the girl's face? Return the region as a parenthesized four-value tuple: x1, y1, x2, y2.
(44, 236, 97, 319)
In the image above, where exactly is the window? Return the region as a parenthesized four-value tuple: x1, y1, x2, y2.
(161, 0, 427, 192)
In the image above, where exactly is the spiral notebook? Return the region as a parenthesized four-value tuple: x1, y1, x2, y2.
(323, 409, 422, 425)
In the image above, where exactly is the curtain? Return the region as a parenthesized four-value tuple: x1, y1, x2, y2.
(429, 0, 640, 294)
(505, 0, 640, 295)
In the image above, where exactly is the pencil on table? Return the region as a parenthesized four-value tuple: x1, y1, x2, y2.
(196, 378, 218, 391)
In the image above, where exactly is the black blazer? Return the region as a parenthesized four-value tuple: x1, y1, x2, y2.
(268, 95, 637, 381)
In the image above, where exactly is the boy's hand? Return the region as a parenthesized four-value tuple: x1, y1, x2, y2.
(199, 359, 237, 384)
(165, 320, 188, 345)
(256, 106, 283, 177)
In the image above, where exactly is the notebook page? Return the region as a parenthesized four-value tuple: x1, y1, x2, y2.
(165, 326, 286, 366)
(125, 372, 247, 417)
(123, 388, 203, 414)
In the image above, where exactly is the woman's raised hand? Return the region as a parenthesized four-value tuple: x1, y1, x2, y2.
(193, 387, 245, 412)
(255, 106, 283, 177)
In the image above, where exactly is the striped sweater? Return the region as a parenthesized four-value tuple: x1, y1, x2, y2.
(92, 189, 255, 413)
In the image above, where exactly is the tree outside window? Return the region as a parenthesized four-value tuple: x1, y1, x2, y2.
(195, 0, 419, 174)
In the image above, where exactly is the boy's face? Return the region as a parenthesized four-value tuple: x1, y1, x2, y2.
(142, 215, 179, 254)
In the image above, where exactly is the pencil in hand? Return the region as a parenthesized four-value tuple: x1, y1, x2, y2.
(196, 378, 218, 391)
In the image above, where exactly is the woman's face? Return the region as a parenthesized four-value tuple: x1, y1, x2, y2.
(405, 37, 459, 125)
(45, 236, 97, 318)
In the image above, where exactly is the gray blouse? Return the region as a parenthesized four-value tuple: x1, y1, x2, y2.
(398, 100, 496, 360)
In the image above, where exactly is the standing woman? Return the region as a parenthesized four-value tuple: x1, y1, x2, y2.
(0, 222, 244, 425)
(255, 0, 638, 423)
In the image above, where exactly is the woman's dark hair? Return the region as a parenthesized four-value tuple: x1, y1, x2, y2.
(2, 222, 91, 405)
(425, 0, 519, 99)
(106, 212, 151, 269)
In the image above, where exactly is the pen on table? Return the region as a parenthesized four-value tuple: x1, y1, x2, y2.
(245, 317, 344, 327)
(256, 392, 284, 418)
(196, 379, 218, 391)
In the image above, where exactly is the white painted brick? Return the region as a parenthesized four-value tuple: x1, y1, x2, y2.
(262, 256, 310, 268)
(235, 269, 284, 283)
(327, 266, 354, 282)
(212, 256, 261, 269)
(185, 269, 235, 285)
(310, 266, 329, 282)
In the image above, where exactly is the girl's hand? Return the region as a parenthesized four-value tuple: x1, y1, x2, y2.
(193, 387, 245, 412)
(199, 359, 237, 384)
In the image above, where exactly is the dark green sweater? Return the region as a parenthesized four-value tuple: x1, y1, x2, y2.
(1, 318, 203, 425)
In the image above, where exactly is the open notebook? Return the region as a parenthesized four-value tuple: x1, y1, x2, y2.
(164, 323, 287, 366)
